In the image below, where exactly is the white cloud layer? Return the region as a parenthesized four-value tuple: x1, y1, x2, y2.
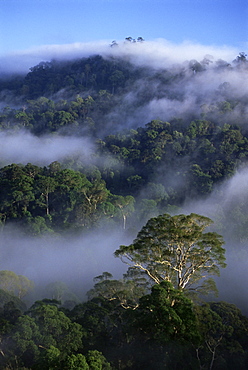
(0, 131, 94, 166)
(180, 166, 248, 314)
(0, 39, 240, 74)
(0, 227, 128, 298)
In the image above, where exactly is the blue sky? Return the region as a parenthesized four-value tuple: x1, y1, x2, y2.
(1, 0, 247, 51)
(0, 0, 247, 72)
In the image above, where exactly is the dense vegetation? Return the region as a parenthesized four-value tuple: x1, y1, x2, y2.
(0, 49, 248, 368)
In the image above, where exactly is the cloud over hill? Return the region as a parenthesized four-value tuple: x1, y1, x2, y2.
(0, 38, 239, 75)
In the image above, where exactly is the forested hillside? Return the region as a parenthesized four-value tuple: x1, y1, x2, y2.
(0, 49, 248, 369)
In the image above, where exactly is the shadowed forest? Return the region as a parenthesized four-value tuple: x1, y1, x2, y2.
(0, 45, 248, 369)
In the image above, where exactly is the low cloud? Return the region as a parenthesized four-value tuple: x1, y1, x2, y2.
(181, 166, 248, 314)
(182, 166, 248, 226)
(0, 39, 240, 75)
(110, 39, 239, 69)
(0, 130, 95, 166)
(101, 58, 248, 131)
(0, 40, 110, 75)
(0, 226, 128, 300)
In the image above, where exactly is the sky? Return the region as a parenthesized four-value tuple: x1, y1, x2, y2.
(0, 0, 247, 73)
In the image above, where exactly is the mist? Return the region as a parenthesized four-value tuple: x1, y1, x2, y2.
(180, 166, 248, 315)
(0, 38, 239, 75)
(0, 130, 95, 167)
(105, 59, 248, 132)
(0, 224, 129, 302)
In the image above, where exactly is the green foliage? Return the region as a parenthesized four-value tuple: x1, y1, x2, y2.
(115, 213, 226, 295)
(110, 194, 135, 229)
(0, 300, 84, 369)
(63, 353, 90, 369)
(86, 350, 112, 370)
(0, 162, 137, 234)
(191, 164, 213, 195)
(28, 301, 84, 354)
(195, 302, 248, 369)
(135, 281, 200, 344)
(0, 300, 24, 335)
(87, 270, 147, 310)
(37, 345, 62, 369)
(0, 270, 34, 299)
(36, 346, 111, 370)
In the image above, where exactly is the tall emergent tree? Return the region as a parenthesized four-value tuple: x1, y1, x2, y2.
(115, 213, 226, 295)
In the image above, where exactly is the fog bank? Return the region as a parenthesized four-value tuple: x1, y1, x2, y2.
(0, 130, 95, 166)
(181, 166, 248, 314)
(0, 39, 239, 75)
(0, 226, 129, 300)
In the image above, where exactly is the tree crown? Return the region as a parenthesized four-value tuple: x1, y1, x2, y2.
(115, 213, 226, 295)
